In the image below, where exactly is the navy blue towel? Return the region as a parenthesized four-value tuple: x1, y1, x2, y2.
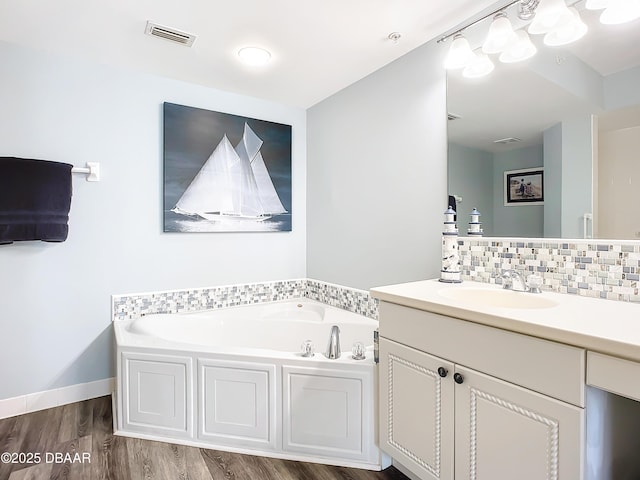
(0, 157, 73, 244)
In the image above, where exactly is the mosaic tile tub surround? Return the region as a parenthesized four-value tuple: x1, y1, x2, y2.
(458, 238, 640, 302)
(112, 278, 379, 321)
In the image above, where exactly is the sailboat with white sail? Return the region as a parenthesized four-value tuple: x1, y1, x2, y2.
(171, 123, 287, 222)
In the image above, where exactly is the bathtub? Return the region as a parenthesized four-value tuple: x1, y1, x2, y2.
(114, 299, 390, 470)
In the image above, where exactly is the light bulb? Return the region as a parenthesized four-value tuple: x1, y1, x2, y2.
(499, 30, 537, 63)
(483, 13, 519, 54)
(444, 34, 475, 69)
(462, 52, 495, 79)
(238, 47, 272, 66)
(600, 0, 640, 24)
(544, 7, 587, 46)
(529, 0, 575, 34)
(585, 0, 610, 9)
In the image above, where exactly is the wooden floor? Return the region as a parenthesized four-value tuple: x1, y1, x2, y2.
(0, 396, 409, 480)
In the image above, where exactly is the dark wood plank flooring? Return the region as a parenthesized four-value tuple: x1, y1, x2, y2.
(0, 396, 409, 480)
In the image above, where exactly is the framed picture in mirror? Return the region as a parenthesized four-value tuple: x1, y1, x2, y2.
(504, 168, 544, 206)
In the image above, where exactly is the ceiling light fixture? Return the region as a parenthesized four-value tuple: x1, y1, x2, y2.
(237, 46, 272, 66)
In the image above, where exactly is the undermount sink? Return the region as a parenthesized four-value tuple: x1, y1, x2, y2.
(438, 287, 559, 310)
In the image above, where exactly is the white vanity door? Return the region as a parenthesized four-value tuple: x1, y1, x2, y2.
(454, 365, 584, 480)
(379, 337, 455, 480)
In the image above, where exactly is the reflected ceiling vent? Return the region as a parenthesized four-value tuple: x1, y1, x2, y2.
(145, 21, 196, 47)
(448, 112, 462, 121)
(494, 137, 523, 145)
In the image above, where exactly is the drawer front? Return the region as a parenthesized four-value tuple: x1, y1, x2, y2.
(380, 301, 585, 407)
(587, 351, 640, 402)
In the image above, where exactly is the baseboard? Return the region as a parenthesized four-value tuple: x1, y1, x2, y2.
(0, 377, 115, 420)
(391, 459, 423, 480)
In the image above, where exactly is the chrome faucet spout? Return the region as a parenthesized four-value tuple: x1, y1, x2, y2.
(502, 269, 527, 292)
(325, 325, 341, 359)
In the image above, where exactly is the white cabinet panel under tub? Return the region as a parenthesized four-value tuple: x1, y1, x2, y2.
(198, 358, 278, 450)
(120, 352, 193, 438)
(282, 365, 377, 464)
(115, 349, 387, 469)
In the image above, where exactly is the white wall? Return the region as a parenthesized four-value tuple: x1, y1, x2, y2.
(0, 41, 306, 400)
(599, 125, 640, 239)
(307, 41, 448, 290)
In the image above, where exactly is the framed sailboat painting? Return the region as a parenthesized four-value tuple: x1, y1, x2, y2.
(163, 102, 292, 232)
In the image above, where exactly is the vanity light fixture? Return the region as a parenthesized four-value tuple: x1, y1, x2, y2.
(499, 30, 537, 63)
(482, 12, 518, 54)
(585, 0, 609, 8)
(482, 12, 518, 53)
(528, 0, 575, 34)
(543, 7, 588, 46)
(237, 46, 272, 66)
(595, 0, 640, 25)
(462, 51, 495, 78)
(444, 34, 476, 69)
(438, 0, 600, 79)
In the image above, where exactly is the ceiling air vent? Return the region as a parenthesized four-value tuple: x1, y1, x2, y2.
(493, 137, 523, 145)
(145, 21, 196, 47)
(448, 112, 462, 121)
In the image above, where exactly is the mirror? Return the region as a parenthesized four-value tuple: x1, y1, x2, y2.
(447, 6, 640, 239)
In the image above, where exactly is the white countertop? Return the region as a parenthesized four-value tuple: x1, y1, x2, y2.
(371, 279, 640, 362)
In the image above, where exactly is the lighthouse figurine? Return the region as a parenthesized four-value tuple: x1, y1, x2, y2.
(467, 208, 483, 237)
(440, 206, 462, 283)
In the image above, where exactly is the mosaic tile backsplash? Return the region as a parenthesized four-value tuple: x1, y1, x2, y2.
(112, 278, 379, 321)
(459, 238, 640, 302)
(113, 238, 640, 322)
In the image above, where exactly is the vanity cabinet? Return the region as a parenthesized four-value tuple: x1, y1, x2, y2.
(379, 338, 454, 479)
(378, 301, 585, 480)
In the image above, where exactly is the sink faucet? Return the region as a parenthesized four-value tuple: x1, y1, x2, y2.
(325, 325, 341, 359)
(502, 269, 527, 292)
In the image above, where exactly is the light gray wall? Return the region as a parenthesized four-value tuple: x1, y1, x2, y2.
(543, 116, 594, 239)
(492, 145, 544, 237)
(544, 123, 563, 237)
(0, 41, 306, 400)
(448, 143, 494, 236)
(604, 66, 640, 111)
(307, 41, 448, 290)
(561, 115, 594, 238)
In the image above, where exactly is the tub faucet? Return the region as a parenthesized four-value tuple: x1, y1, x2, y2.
(325, 325, 341, 359)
